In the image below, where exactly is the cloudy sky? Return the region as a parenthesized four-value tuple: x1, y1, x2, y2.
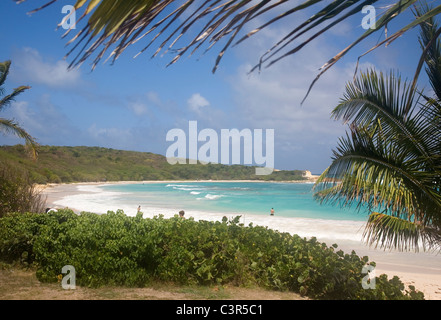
(0, 1, 426, 173)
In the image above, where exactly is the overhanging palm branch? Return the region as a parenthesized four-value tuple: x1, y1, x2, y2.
(363, 212, 441, 252)
(415, 2, 441, 100)
(314, 5, 441, 251)
(17, 0, 441, 100)
(313, 71, 441, 250)
(0, 61, 38, 159)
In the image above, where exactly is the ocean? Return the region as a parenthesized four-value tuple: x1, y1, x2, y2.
(49, 181, 441, 296)
(103, 181, 368, 221)
(53, 181, 369, 243)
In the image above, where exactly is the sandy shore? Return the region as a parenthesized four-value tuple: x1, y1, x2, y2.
(40, 181, 441, 300)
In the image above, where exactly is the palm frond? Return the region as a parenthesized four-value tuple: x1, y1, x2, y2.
(0, 61, 31, 112)
(0, 118, 39, 159)
(0, 61, 11, 87)
(331, 69, 434, 165)
(0, 86, 31, 112)
(363, 212, 441, 252)
(17, 0, 441, 98)
(415, 2, 441, 101)
(0, 60, 38, 160)
(314, 124, 441, 225)
(303, 1, 441, 103)
(314, 13, 441, 249)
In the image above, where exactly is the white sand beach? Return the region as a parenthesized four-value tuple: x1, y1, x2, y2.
(41, 181, 441, 300)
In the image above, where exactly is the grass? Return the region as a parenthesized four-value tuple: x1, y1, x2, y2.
(0, 264, 306, 300)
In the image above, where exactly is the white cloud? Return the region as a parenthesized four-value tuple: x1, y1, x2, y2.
(10, 47, 81, 88)
(187, 93, 210, 113)
(128, 102, 149, 116)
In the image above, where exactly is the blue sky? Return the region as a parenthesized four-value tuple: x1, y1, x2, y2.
(0, 0, 427, 173)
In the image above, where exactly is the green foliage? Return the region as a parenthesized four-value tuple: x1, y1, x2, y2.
(0, 160, 46, 217)
(314, 7, 441, 251)
(0, 60, 38, 159)
(0, 145, 306, 183)
(0, 209, 424, 300)
(0, 211, 76, 265)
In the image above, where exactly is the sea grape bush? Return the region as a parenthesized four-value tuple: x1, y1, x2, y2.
(0, 209, 424, 300)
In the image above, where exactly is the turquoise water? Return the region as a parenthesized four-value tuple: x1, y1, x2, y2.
(102, 182, 369, 222)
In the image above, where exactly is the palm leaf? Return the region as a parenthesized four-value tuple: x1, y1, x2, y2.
(314, 123, 441, 224)
(363, 212, 441, 252)
(0, 60, 38, 159)
(331, 69, 434, 162)
(417, 13, 441, 100)
(314, 29, 441, 249)
(0, 61, 12, 88)
(0, 86, 31, 112)
(303, 1, 441, 103)
(17, 0, 440, 90)
(0, 118, 39, 159)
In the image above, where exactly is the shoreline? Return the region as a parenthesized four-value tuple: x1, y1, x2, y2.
(40, 180, 441, 299)
(37, 177, 319, 189)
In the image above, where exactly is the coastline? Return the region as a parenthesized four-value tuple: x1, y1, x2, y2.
(38, 177, 319, 188)
(40, 180, 441, 300)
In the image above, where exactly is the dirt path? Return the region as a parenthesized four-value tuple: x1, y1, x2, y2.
(0, 267, 306, 300)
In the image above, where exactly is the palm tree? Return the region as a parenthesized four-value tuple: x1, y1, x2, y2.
(19, 1, 441, 248)
(313, 5, 441, 252)
(0, 60, 38, 159)
(17, 0, 441, 101)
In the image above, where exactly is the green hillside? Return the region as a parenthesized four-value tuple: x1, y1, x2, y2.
(0, 145, 307, 184)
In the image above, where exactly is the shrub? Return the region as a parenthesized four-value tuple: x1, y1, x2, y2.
(0, 160, 46, 217)
(0, 211, 76, 265)
(0, 209, 425, 299)
(33, 210, 156, 287)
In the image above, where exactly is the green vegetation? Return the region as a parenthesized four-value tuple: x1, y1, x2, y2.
(0, 60, 45, 218)
(19, 1, 440, 101)
(0, 60, 37, 159)
(0, 158, 46, 217)
(0, 145, 306, 184)
(0, 209, 424, 300)
(314, 4, 441, 252)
